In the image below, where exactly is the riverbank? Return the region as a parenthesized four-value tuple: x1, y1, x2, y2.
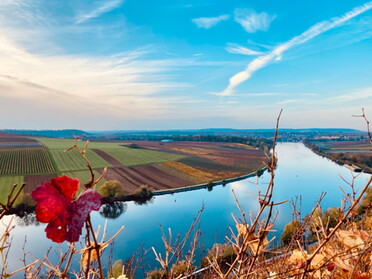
(8, 167, 267, 215)
(303, 140, 372, 174)
(100, 167, 266, 204)
(153, 167, 266, 196)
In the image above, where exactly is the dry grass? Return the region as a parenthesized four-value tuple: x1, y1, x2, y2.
(164, 161, 218, 181)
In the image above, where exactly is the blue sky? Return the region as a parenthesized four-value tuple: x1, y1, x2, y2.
(0, 0, 371, 130)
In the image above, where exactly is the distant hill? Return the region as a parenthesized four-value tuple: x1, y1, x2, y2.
(1, 129, 88, 138)
(86, 128, 364, 141)
(1, 128, 363, 140)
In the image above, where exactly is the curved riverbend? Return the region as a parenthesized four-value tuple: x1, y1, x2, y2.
(2, 143, 371, 275)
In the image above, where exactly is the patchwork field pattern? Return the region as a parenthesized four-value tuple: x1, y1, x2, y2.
(62, 170, 107, 191)
(325, 141, 371, 152)
(308, 140, 372, 172)
(0, 133, 42, 149)
(1, 135, 267, 200)
(101, 147, 184, 166)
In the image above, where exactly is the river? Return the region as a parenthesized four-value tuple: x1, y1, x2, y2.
(2, 142, 371, 276)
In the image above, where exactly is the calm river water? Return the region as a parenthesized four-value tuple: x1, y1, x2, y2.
(2, 143, 371, 276)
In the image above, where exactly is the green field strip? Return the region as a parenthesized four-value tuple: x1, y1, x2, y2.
(102, 148, 184, 166)
(46, 148, 60, 174)
(0, 148, 55, 175)
(50, 149, 113, 172)
(34, 137, 129, 150)
(0, 175, 24, 204)
(62, 170, 107, 193)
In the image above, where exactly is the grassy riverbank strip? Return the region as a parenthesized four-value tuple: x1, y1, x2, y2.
(152, 167, 266, 196)
(303, 140, 372, 174)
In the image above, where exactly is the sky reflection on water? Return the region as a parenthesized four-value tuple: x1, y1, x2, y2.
(2, 143, 371, 276)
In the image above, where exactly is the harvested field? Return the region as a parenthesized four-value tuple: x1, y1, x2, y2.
(0, 133, 42, 149)
(132, 164, 194, 189)
(164, 161, 217, 180)
(0, 133, 38, 143)
(154, 163, 205, 184)
(92, 149, 124, 167)
(325, 141, 371, 152)
(99, 164, 196, 193)
(0, 143, 43, 150)
(24, 173, 58, 194)
(124, 141, 258, 152)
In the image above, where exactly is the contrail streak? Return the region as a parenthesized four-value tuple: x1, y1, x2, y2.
(218, 2, 372, 96)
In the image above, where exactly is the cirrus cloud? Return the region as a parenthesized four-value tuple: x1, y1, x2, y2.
(219, 2, 372, 96)
(192, 14, 230, 29)
(225, 43, 264, 56)
(234, 9, 276, 33)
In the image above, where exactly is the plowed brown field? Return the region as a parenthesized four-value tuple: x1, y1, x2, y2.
(98, 164, 196, 194)
(24, 173, 58, 193)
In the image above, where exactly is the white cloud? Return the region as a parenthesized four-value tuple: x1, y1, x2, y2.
(192, 14, 230, 29)
(326, 87, 372, 103)
(76, 0, 124, 24)
(0, 32, 195, 129)
(219, 2, 372, 96)
(225, 43, 263, 56)
(234, 9, 276, 33)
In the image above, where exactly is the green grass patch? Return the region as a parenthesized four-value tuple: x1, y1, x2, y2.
(102, 148, 184, 166)
(35, 137, 128, 150)
(0, 175, 24, 204)
(50, 149, 113, 172)
(0, 148, 55, 175)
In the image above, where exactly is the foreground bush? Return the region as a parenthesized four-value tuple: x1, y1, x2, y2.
(99, 180, 127, 198)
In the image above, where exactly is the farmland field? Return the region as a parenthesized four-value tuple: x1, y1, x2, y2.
(0, 175, 24, 204)
(35, 137, 128, 150)
(324, 141, 371, 152)
(101, 147, 184, 166)
(307, 140, 372, 171)
(0, 134, 268, 201)
(50, 149, 113, 172)
(0, 148, 55, 175)
(62, 170, 107, 190)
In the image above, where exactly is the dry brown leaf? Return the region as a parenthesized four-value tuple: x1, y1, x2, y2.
(353, 229, 369, 242)
(236, 223, 249, 237)
(365, 216, 372, 229)
(310, 254, 325, 269)
(336, 230, 364, 249)
(80, 242, 109, 266)
(247, 237, 269, 255)
(288, 249, 307, 264)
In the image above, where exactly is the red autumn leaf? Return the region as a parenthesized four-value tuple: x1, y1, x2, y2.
(32, 176, 79, 223)
(50, 175, 79, 200)
(327, 263, 335, 272)
(65, 189, 102, 242)
(32, 176, 101, 243)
